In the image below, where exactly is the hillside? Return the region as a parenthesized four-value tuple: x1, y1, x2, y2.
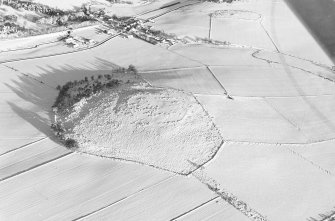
(51, 68, 223, 174)
(2, 0, 335, 220)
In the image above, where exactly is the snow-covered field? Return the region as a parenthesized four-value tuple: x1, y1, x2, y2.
(1, 0, 335, 220)
(32, 0, 110, 10)
(0, 25, 111, 62)
(209, 65, 335, 97)
(33, 0, 152, 10)
(196, 95, 308, 143)
(141, 67, 226, 95)
(203, 142, 335, 221)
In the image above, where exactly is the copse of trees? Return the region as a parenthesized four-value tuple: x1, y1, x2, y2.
(51, 65, 138, 150)
(127, 64, 138, 74)
(64, 138, 78, 149)
(53, 76, 121, 113)
(146, 29, 177, 40)
(51, 122, 64, 135)
(50, 121, 78, 150)
(112, 65, 138, 74)
(52, 65, 137, 113)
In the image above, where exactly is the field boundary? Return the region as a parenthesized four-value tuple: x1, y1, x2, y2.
(170, 196, 220, 220)
(0, 137, 47, 156)
(72, 175, 176, 221)
(0, 152, 73, 182)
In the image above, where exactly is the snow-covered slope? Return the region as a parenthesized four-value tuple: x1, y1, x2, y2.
(57, 74, 223, 174)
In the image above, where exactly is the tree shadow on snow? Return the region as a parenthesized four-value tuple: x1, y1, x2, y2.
(5, 57, 122, 146)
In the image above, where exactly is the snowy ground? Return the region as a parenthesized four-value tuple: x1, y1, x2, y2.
(32, 0, 151, 10)
(32, 0, 111, 10)
(1, 0, 335, 220)
(59, 75, 222, 174)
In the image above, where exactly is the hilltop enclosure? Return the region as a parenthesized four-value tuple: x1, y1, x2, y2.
(51, 67, 223, 174)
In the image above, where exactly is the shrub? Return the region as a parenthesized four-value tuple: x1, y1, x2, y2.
(53, 72, 124, 112)
(113, 67, 126, 73)
(104, 74, 112, 80)
(127, 64, 138, 74)
(106, 79, 120, 88)
(4, 15, 18, 22)
(64, 138, 78, 149)
(51, 122, 64, 133)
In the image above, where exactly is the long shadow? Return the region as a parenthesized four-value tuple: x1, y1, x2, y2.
(5, 75, 59, 143)
(284, 0, 335, 63)
(5, 58, 121, 145)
